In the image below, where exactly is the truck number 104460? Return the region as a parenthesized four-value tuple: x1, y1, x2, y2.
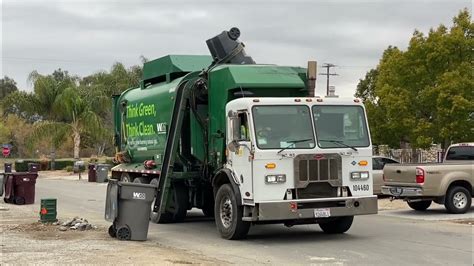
(353, 184, 370, 192)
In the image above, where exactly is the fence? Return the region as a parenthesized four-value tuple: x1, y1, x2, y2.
(374, 144, 445, 163)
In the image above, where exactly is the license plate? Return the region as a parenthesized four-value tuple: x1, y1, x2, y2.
(390, 187, 403, 196)
(314, 208, 331, 218)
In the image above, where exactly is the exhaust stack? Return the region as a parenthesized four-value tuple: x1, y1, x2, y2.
(307, 61, 317, 97)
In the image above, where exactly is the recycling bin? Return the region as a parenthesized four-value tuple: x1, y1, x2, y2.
(96, 164, 110, 183)
(28, 163, 40, 173)
(105, 180, 156, 241)
(4, 163, 12, 173)
(88, 164, 97, 182)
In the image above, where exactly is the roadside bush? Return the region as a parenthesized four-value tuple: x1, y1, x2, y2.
(15, 158, 76, 171)
(53, 159, 75, 170)
(14, 160, 30, 172)
(65, 165, 74, 172)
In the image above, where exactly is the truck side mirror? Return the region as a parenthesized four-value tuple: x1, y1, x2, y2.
(227, 140, 240, 153)
(228, 111, 240, 141)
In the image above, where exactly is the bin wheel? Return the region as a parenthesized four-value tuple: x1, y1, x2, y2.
(14, 196, 25, 205)
(4, 197, 12, 203)
(116, 226, 131, 241)
(108, 225, 116, 238)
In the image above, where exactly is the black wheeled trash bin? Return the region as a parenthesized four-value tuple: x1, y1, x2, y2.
(105, 180, 156, 241)
(4, 163, 12, 173)
(3, 172, 37, 205)
(28, 163, 40, 173)
(88, 164, 96, 182)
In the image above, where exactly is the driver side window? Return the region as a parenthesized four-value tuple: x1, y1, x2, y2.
(236, 112, 250, 141)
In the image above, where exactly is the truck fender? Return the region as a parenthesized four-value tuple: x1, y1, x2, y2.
(439, 172, 472, 196)
(212, 168, 243, 206)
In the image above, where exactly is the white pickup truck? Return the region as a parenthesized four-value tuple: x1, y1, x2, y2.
(382, 143, 473, 214)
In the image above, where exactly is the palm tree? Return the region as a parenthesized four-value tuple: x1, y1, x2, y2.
(31, 87, 101, 159)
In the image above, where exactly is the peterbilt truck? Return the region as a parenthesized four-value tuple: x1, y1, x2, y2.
(111, 28, 377, 239)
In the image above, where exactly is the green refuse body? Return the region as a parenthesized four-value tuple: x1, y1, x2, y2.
(40, 198, 57, 223)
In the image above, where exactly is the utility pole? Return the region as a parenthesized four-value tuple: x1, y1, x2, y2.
(319, 63, 338, 96)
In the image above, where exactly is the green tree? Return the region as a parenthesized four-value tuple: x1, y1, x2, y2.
(0, 76, 18, 100)
(356, 9, 474, 148)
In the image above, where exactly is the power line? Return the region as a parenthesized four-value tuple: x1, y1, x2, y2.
(319, 63, 338, 96)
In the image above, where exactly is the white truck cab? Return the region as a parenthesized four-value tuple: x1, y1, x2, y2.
(219, 97, 377, 237)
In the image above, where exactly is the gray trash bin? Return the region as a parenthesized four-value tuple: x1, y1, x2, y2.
(96, 164, 110, 183)
(105, 180, 156, 241)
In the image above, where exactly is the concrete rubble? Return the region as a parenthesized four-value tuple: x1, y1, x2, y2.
(55, 216, 98, 231)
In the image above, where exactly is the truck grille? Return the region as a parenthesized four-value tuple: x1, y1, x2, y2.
(294, 154, 342, 188)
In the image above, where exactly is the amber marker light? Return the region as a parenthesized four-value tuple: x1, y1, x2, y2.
(265, 163, 276, 169)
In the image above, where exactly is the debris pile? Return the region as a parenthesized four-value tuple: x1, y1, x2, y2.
(55, 217, 98, 231)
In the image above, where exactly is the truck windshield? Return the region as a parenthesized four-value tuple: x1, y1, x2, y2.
(252, 105, 315, 149)
(445, 146, 474, 160)
(313, 105, 370, 149)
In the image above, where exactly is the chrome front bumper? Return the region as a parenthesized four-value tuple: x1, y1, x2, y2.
(381, 186, 423, 197)
(245, 196, 378, 221)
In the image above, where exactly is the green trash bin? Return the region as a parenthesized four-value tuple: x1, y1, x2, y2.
(40, 198, 58, 223)
(105, 180, 156, 241)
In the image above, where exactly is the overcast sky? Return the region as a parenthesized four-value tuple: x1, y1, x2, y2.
(1, 0, 470, 96)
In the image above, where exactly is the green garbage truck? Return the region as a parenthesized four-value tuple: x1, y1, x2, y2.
(111, 28, 377, 239)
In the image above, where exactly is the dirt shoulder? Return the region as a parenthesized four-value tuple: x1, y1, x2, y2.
(0, 202, 225, 265)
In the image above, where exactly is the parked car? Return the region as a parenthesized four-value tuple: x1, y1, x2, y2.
(382, 143, 474, 214)
(372, 156, 399, 195)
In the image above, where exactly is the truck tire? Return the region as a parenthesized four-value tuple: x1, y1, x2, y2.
(214, 184, 250, 240)
(319, 216, 354, 234)
(151, 181, 188, 224)
(133, 177, 148, 184)
(445, 186, 471, 214)
(407, 200, 432, 211)
(120, 173, 132, 182)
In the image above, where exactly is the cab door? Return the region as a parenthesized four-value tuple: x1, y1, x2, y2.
(227, 110, 254, 201)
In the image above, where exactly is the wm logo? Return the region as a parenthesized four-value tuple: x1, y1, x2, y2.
(133, 192, 146, 200)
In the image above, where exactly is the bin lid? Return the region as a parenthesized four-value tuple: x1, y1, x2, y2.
(74, 161, 85, 166)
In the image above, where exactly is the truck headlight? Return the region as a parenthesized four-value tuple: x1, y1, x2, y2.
(265, 174, 286, 184)
(351, 171, 369, 180)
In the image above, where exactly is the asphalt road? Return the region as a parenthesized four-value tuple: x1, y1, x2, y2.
(25, 179, 474, 265)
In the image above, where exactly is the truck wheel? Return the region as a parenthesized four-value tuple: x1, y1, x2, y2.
(319, 216, 354, 234)
(151, 182, 188, 224)
(120, 173, 132, 182)
(445, 186, 471, 214)
(214, 184, 250, 240)
(133, 177, 149, 184)
(407, 200, 432, 211)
